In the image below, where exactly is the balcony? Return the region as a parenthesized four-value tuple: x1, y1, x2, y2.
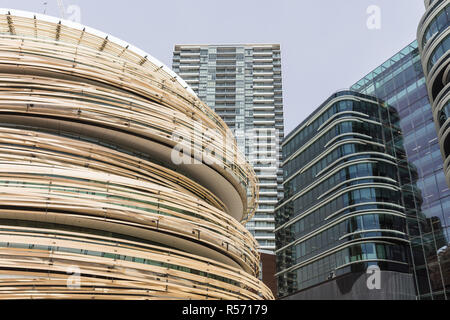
(253, 106, 275, 111)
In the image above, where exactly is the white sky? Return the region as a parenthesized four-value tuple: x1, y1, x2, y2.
(2, 0, 426, 134)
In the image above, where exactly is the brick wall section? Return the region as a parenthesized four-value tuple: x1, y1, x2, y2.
(261, 253, 277, 297)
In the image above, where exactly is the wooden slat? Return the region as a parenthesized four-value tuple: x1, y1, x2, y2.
(0, 12, 272, 300)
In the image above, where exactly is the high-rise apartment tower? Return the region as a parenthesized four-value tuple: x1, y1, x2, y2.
(172, 44, 284, 252)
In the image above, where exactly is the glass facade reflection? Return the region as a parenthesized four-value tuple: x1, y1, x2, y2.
(352, 41, 450, 299)
(275, 91, 419, 298)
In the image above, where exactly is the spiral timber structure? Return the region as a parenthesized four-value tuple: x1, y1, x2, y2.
(0, 9, 273, 300)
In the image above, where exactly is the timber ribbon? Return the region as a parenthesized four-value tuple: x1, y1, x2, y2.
(0, 9, 272, 300)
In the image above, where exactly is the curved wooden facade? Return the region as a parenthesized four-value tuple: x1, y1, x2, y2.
(0, 9, 273, 300)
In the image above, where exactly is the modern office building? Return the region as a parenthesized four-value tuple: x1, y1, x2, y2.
(276, 34, 450, 299)
(172, 44, 284, 253)
(352, 41, 450, 299)
(417, 0, 450, 188)
(0, 9, 273, 300)
(275, 90, 419, 299)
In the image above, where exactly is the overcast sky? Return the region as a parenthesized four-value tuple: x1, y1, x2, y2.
(2, 0, 426, 134)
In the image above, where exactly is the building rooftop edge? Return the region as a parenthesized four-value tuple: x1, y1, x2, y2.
(283, 90, 383, 144)
(174, 43, 281, 48)
(0, 8, 198, 98)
